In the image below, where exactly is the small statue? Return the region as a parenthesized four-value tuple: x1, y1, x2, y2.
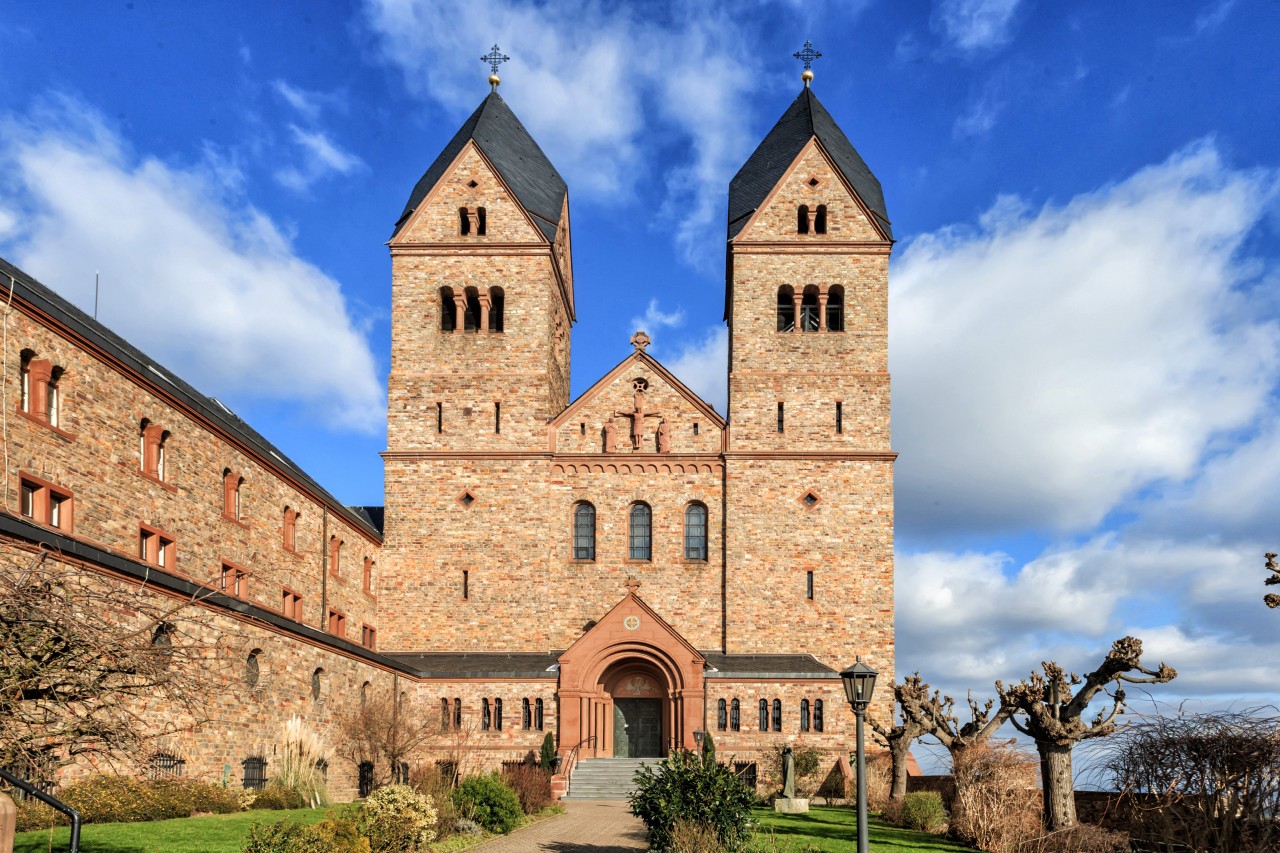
(781, 746, 796, 799)
(656, 419, 671, 453)
(603, 422, 617, 453)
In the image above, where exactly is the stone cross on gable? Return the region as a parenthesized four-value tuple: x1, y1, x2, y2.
(624, 576, 642, 594)
(614, 377, 661, 449)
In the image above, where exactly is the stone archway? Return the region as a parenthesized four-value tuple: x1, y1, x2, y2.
(556, 592, 705, 759)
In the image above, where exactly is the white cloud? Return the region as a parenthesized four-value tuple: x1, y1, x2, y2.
(275, 125, 366, 192)
(1194, 0, 1235, 36)
(953, 90, 1002, 138)
(932, 0, 1023, 52)
(360, 0, 767, 268)
(631, 298, 684, 336)
(273, 80, 323, 122)
(891, 140, 1280, 538)
(0, 95, 384, 433)
(664, 325, 728, 415)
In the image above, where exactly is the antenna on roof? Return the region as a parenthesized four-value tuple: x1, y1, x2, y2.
(94, 271, 100, 320)
(482, 44, 510, 92)
(793, 40, 821, 88)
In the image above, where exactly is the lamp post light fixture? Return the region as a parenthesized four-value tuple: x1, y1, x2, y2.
(840, 657, 878, 853)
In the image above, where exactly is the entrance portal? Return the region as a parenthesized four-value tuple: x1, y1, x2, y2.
(613, 698, 662, 757)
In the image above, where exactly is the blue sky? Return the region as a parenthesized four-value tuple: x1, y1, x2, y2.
(2, 0, 1278, 761)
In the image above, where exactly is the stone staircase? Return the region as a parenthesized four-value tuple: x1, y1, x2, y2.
(563, 757, 664, 800)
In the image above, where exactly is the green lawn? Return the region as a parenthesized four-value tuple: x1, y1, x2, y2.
(749, 806, 973, 852)
(12, 807, 333, 853)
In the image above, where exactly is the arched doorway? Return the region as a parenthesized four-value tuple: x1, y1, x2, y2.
(555, 592, 706, 759)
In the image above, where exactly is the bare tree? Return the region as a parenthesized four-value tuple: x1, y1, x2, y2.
(1103, 709, 1280, 852)
(1264, 552, 1279, 609)
(334, 686, 440, 787)
(870, 674, 940, 800)
(0, 547, 232, 779)
(996, 636, 1176, 831)
(923, 690, 1013, 765)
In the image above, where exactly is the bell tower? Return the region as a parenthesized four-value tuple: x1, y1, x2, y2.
(722, 59, 896, 678)
(380, 63, 574, 649)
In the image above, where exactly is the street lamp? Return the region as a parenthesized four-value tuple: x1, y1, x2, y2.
(840, 657, 878, 853)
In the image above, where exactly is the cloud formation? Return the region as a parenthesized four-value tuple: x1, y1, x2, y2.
(932, 0, 1023, 52)
(361, 0, 772, 267)
(892, 140, 1279, 539)
(275, 125, 366, 192)
(0, 95, 385, 433)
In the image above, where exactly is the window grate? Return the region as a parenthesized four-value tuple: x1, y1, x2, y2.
(242, 756, 267, 791)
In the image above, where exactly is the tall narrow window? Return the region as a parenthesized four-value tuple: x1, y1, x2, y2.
(494, 401, 501, 434)
(826, 285, 844, 332)
(459, 207, 472, 236)
(776, 286, 795, 332)
(282, 588, 303, 620)
(139, 526, 174, 568)
(758, 699, 768, 732)
(476, 206, 487, 235)
(628, 503, 651, 561)
(139, 420, 169, 480)
(684, 503, 707, 561)
(777, 402, 784, 433)
(494, 698, 503, 731)
(815, 204, 828, 234)
(441, 698, 451, 730)
(797, 204, 811, 234)
(800, 285, 820, 331)
(488, 286, 504, 332)
(522, 698, 531, 730)
(462, 570, 469, 600)
(311, 668, 324, 701)
(806, 571, 814, 600)
(363, 557, 374, 594)
(436, 402, 443, 433)
(360, 682, 370, 706)
(242, 757, 267, 791)
(245, 649, 261, 688)
(800, 699, 811, 732)
(835, 402, 843, 434)
(463, 287, 481, 332)
(46, 369, 60, 427)
(223, 469, 241, 520)
(327, 609, 346, 637)
(717, 699, 727, 731)
(283, 507, 297, 551)
(361, 624, 376, 649)
(730, 699, 741, 731)
(482, 698, 491, 731)
(814, 699, 824, 732)
(19, 351, 31, 414)
(454, 698, 462, 728)
(772, 699, 782, 732)
(573, 502, 596, 560)
(440, 287, 456, 332)
(221, 563, 247, 597)
(19, 353, 63, 427)
(535, 698, 544, 730)
(329, 537, 342, 578)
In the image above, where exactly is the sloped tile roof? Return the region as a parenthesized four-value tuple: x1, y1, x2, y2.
(727, 87, 891, 240)
(393, 92, 567, 243)
(387, 652, 562, 679)
(702, 653, 839, 679)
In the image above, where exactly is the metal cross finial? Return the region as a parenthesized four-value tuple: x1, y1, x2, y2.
(793, 40, 821, 71)
(482, 44, 510, 76)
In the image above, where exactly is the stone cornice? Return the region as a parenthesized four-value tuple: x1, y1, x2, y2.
(731, 242, 891, 254)
(553, 455, 723, 475)
(723, 450, 897, 461)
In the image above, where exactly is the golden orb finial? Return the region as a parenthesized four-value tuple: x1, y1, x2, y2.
(489, 73, 501, 91)
(802, 68, 814, 87)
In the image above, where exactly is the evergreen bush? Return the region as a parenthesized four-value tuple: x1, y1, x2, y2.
(251, 781, 308, 811)
(358, 784, 438, 852)
(629, 749, 756, 851)
(901, 791, 948, 833)
(241, 814, 370, 853)
(451, 773, 523, 834)
(539, 732, 557, 771)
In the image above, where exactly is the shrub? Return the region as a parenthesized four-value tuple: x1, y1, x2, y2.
(1016, 824, 1131, 853)
(252, 780, 308, 811)
(671, 817, 725, 853)
(864, 752, 891, 809)
(539, 732, 557, 772)
(879, 796, 905, 827)
(501, 763, 552, 815)
(12, 796, 64, 831)
(50, 775, 243, 825)
(272, 715, 331, 808)
(762, 743, 823, 799)
(242, 814, 370, 853)
(359, 784, 438, 852)
(452, 773, 522, 834)
(410, 763, 457, 838)
(900, 791, 947, 833)
(949, 742, 1042, 853)
(630, 749, 756, 852)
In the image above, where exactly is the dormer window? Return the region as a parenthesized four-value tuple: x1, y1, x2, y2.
(459, 206, 487, 236)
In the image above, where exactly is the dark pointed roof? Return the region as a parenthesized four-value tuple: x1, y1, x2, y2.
(727, 87, 891, 240)
(393, 92, 567, 243)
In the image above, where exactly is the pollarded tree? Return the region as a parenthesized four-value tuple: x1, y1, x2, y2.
(996, 636, 1176, 831)
(920, 690, 1013, 765)
(1264, 552, 1279, 609)
(870, 673, 941, 800)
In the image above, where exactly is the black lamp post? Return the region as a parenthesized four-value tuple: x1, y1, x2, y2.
(840, 657, 878, 853)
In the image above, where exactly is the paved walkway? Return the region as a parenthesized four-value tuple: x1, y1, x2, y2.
(471, 800, 648, 852)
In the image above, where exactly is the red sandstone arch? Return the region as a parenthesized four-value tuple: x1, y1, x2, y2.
(556, 592, 705, 759)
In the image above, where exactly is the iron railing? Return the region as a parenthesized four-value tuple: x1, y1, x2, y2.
(0, 766, 81, 852)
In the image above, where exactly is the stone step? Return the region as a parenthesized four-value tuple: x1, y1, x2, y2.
(563, 758, 665, 800)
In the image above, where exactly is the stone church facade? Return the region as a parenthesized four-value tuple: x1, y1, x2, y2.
(0, 77, 894, 800)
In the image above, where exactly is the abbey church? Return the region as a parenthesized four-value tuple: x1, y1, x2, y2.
(0, 67, 895, 799)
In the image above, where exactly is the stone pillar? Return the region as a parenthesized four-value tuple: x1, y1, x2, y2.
(791, 293, 803, 333)
(818, 292, 829, 331)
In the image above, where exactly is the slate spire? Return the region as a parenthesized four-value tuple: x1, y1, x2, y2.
(727, 87, 891, 240)
(392, 92, 568, 243)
